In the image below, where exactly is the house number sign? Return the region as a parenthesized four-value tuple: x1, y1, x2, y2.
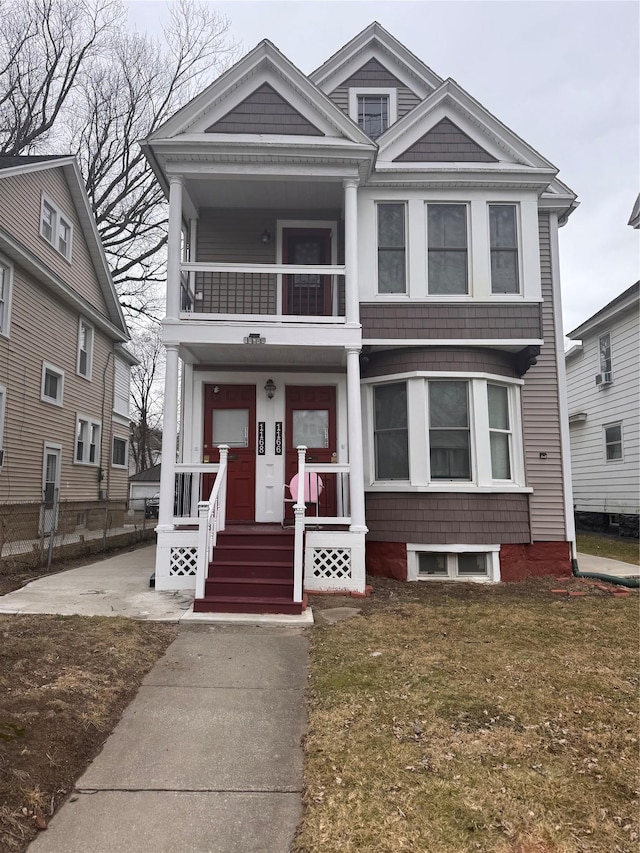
(258, 422, 266, 455)
(274, 422, 283, 455)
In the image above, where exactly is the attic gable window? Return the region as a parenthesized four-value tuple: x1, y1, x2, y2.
(348, 88, 397, 140)
(40, 193, 73, 261)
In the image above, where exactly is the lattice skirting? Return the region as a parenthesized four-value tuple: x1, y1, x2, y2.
(155, 530, 199, 590)
(304, 531, 365, 593)
(170, 547, 198, 577)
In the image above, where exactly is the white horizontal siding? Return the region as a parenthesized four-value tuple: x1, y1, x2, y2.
(566, 298, 639, 514)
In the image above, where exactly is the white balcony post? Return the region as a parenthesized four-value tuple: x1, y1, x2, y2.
(157, 343, 179, 530)
(346, 346, 367, 534)
(167, 175, 183, 320)
(344, 178, 360, 327)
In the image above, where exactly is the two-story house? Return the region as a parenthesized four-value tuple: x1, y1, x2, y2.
(142, 23, 577, 613)
(0, 156, 133, 539)
(565, 282, 639, 538)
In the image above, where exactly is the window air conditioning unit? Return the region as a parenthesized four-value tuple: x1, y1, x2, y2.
(595, 371, 613, 386)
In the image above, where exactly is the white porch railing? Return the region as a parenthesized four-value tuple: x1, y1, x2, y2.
(179, 261, 346, 319)
(194, 445, 229, 600)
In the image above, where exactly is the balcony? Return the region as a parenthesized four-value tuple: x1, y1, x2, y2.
(180, 262, 347, 323)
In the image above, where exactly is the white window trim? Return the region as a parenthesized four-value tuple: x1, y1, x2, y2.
(375, 201, 408, 297)
(426, 202, 471, 298)
(112, 435, 128, 469)
(40, 192, 73, 261)
(488, 203, 523, 297)
(0, 253, 13, 338)
(603, 421, 623, 463)
(348, 87, 398, 134)
(77, 318, 94, 380)
(41, 362, 65, 407)
(407, 543, 501, 583)
(365, 372, 527, 492)
(75, 415, 101, 466)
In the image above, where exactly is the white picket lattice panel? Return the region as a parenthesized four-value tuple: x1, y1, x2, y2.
(169, 547, 198, 577)
(310, 548, 352, 580)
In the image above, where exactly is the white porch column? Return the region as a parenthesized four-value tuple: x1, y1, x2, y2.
(166, 175, 183, 320)
(346, 346, 367, 533)
(344, 178, 360, 327)
(157, 343, 179, 530)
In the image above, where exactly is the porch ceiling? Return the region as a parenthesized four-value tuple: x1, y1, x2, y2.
(185, 175, 345, 211)
(180, 342, 348, 368)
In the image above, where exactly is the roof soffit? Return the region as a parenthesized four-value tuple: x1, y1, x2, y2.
(310, 22, 442, 96)
(146, 41, 373, 147)
(376, 79, 558, 173)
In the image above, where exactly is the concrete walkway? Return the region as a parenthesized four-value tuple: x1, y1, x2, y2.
(576, 551, 639, 579)
(29, 624, 308, 853)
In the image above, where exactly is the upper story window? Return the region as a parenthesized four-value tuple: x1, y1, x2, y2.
(40, 194, 73, 261)
(348, 88, 397, 140)
(489, 205, 520, 294)
(76, 415, 101, 465)
(112, 436, 128, 468)
(373, 382, 409, 480)
(0, 256, 12, 337)
(41, 362, 64, 406)
(377, 203, 406, 294)
(599, 332, 612, 373)
(427, 204, 468, 295)
(77, 318, 94, 379)
(113, 356, 131, 418)
(0, 384, 6, 464)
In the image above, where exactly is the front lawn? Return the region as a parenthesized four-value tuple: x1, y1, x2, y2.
(0, 615, 177, 851)
(297, 578, 638, 853)
(576, 532, 639, 566)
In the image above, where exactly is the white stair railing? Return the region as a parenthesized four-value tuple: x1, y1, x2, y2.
(292, 445, 307, 605)
(195, 445, 229, 600)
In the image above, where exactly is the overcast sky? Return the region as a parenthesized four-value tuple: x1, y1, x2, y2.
(126, 0, 639, 338)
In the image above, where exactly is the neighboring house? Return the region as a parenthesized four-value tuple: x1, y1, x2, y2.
(141, 23, 577, 611)
(0, 155, 133, 536)
(565, 282, 639, 537)
(129, 463, 161, 505)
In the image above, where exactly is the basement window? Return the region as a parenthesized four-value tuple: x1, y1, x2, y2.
(408, 545, 500, 583)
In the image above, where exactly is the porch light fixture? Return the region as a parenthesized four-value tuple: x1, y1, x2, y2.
(264, 378, 276, 399)
(243, 333, 266, 344)
(261, 229, 272, 244)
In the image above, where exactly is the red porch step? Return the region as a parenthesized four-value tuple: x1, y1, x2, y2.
(193, 525, 303, 615)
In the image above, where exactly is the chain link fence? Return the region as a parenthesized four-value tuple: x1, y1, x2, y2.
(0, 494, 157, 575)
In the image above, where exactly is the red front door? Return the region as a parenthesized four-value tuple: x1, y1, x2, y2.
(285, 386, 337, 519)
(203, 384, 256, 521)
(282, 228, 332, 316)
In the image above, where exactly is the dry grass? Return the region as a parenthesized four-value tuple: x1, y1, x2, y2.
(0, 614, 177, 851)
(297, 579, 639, 853)
(576, 532, 639, 566)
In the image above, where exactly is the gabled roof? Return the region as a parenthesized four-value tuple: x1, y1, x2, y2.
(629, 193, 640, 229)
(377, 78, 558, 171)
(567, 282, 640, 340)
(145, 40, 374, 146)
(310, 22, 442, 97)
(0, 156, 128, 340)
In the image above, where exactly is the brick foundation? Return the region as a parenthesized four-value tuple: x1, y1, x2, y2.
(500, 541, 572, 582)
(366, 540, 408, 581)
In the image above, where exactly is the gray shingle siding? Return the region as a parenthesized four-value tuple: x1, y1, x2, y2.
(206, 83, 324, 136)
(395, 117, 498, 162)
(361, 303, 542, 340)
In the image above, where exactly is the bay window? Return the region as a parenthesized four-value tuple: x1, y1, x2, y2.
(369, 375, 524, 489)
(373, 382, 409, 480)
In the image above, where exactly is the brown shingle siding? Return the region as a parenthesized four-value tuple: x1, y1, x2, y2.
(364, 346, 518, 378)
(365, 492, 531, 543)
(361, 303, 542, 340)
(395, 118, 498, 163)
(206, 83, 323, 136)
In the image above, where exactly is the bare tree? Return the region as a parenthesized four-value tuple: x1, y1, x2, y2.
(130, 328, 164, 473)
(0, 0, 239, 321)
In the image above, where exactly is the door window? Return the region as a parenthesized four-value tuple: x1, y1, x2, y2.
(212, 409, 249, 447)
(292, 410, 329, 448)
